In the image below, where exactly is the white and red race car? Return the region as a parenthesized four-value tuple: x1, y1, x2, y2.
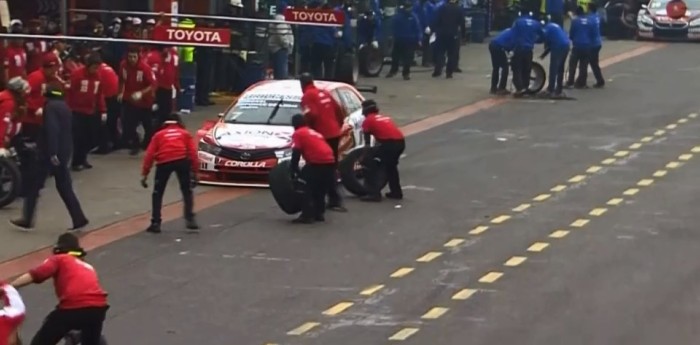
(196, 79, 371, 187)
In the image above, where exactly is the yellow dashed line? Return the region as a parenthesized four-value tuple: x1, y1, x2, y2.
(264, 343, 279, 345)
(527, 242, 550, 252)
(390, 267, 414, 278)
(691, 146, 700, 153)
(607, 198, 624, 206)
(614, 150, 630, 157)
(416, 252, 443, 263)
(549, 230, 570, 238)
(287, 322, 320, 335)
(571, 219, 590, 228)
(512, 203, 531, 212)
(469, 225, 489, 235)
(568, 175, 587, 183)
(550, 185, 567, 192)
(589, 208, 608, 216)
(421, 307, 449, 319)
(640, 136, 654, 143)
(532, 194, 551, 202)
(666, 161, 681, 169)
(444, 238, 465, 247)
(679, 154, 693, 161)
(623, 188, 639, 196)
(628, 143, 642, 150)
(322, 302, 354, 316)
(654, 130, 666, 136)
(653, 170, 667, 177)
(388, 328, 419, 341)
(678, 118, 689, 124)
(637, 179, 654, 186)
(504, 256, 528, 267)
(479, 272, 504, 283)
(490, 215, 511, 224)
(360, 284, 385, 296)
(586, 166, 602, 173)
(666, 124, 678, 130)
(601, 158, 617, 165)
(689, 113, 698, 118)
(452, 288, 477, 300)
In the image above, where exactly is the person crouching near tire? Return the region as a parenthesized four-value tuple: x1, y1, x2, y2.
(141, 113, 200, 234)
(289, 114, 337, 224)
(359, 100, 405, 202)
(0, 77, 29, 159)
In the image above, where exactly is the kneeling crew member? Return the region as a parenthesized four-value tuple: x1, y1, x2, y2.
(0, 77, 29, 155)
(489, 28, 514, 95)
(141, 113, 199, 233)
(539, 20, 570, 98)
(289, 114, 336, 224)
(360, 100, 406, 201)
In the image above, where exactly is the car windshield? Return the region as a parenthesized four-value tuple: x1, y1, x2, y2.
(649, 0, 700, 9)
(223, 94, 302, 126)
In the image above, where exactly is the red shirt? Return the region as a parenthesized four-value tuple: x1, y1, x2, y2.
(25, 39, 48, 74)
(24, 69, 55, 125)
(98, 63, 119, 98)
(29, 254, 109, 310)
(142, 124, 198, 176)
(157, 49, 179, 90)
(62, 58, 83, 85)
(67, 67, 106, 115)
(0, 91, 20, 147)
(3, 45, 26, 80)
(361, 113, 404, 141)
(301, 84, 343, 139)
(120, 59, 156, 109)
(0, 283, 25, 345)
(291, 126, 335, 164)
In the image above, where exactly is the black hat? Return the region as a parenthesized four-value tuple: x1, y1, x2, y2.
(291, 113, 306, 128)
(299, 72, 314, 88)
(361, 99, 379, 115)
(53, 233, 85, 257)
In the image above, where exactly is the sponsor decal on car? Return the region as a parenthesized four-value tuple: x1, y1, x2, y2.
(223, 160, 270, 168)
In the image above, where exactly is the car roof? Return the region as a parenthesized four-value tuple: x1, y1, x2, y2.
(242, 80, 349, 99)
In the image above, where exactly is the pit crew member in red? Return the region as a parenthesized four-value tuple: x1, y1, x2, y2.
(299, 73, 346, 211)
(119, 47, 156, 156)
(150, 45, 179, 125)
(11, 233, 109, 345)
(3, 39, 26, 81)
(96, 62, 121, 154)
(289, 114, 337, 224)
(67, 53, 107, 171)
(0, 282, 25, 345)
(0, 77, 29, 153)
(24, 53, 61, 140)
(141, 113, 199, 234)
(24, 20, 49, 74)
(360, 99, 405, 202)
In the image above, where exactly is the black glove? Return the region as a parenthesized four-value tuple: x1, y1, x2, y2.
(140, 178, 148, 189)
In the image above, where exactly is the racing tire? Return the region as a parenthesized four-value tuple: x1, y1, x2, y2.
(334, 51, 359, 86)
(358, 45, 384, 77)
(268, 160, 305, 215)
(0, 157, 21, 209)
(63, 331, 108, 345)
(338, 148, 388, 197)
(524, 62, 546, 95)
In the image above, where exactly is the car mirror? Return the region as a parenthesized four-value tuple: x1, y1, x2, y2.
(217, 112, 224, 118)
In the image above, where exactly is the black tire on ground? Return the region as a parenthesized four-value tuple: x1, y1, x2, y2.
(268, 160, 305, 215)
(525, 62, 547, 95)
(338, 148, 388, 197)
(358, 45, 384, 77)
(334, 52, 359, 85)
(0, 157, 21, 209)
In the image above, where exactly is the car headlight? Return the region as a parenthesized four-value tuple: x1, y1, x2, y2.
(638, 14, 653, 25)
(275, 149, 293, 159)
(199, 141, 222, 155)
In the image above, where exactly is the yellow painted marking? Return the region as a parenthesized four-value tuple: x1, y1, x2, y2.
(390, 267, 414, 278)
(640, 136, 654, 143)
(322, 302, 354, 316)
(607, 198, 624, 206)
(666, 124, 678, 130)
(628, 143, 643, 150)
(469, 225, 489, 235)
(666, 161, 681, 169)
(388, 328, 419, 341)
(678, 118, 689, 124)
(550, 185, 567, 192)
(421, 307, 449, 320)
(452, 288, 477, 300)
(479, 272, 504, 283)
(527, 242, 550, 252)
(532, 194, 551, 202)
(586, 166, 602, 173)
(444, 238, 465, 247)
(601, 158, 617, 165)
(653, 170, 667, 177)
(692, 146, 700, 153)
(287, 322, 320, 335)
(614, 150, 630, 157)
(637, 179, 654, 187)
(689, 113, 698, 118)
(360, 284, 385, 296)
(571, 219, 590, 228)
(416, 252, 443, 263)
(504, 256, 528, 267)
(679, 154, 693, 161)
(512, 203, 531, 212)
(654, 130, 666, 136)
(568, 175, 587, 183)
(549, 230, 570, 238)
(264, 343, 279, 345)
(623, 188, 639, 196)
(589, 208, 608, 216)
(490, 215, 511, 224)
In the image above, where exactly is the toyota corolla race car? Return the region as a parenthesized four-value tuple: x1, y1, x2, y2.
(637, 0, 700, 40)
(196, 79, 372, 187)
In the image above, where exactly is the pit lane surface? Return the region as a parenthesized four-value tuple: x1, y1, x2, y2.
(16, 43, 700, 345)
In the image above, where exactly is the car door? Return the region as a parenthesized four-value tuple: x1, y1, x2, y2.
(336, 87, 366, 149)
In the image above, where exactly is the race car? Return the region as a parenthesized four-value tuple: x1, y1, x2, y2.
(637, 0, 700, 40)
(196, 79, 371, 187)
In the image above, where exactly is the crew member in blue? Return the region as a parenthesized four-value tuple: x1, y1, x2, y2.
(488, 28, 514, 95)
(431, 0, 465, 78)
(386, 0, 422, 80)
(587, 2, 604, 88)
(357, 10, 382, 51)
(545, 0, 565, 26)
(309, 1, 337, 79)
(565, 6, 592, 88)
(422, 0, 441, 66)
(539, 18, 570, 98)
(335, 0, 354, 53)
(510, 9, 543, 96)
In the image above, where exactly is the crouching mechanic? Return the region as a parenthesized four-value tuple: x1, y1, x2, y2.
(0, 77, 29, 157)
(488, 28, 514, 95)
(0, 282, 25, 345)
(11, 233, 109, 345)
(141, 113, 199, 233)
(359, 100, 405, 201)
(289, 114, 336, 224)
(539, 18, 570, 98)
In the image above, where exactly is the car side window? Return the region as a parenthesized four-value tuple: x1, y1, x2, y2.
(330, 90, 347, 112)
(339, 88, 362, 113)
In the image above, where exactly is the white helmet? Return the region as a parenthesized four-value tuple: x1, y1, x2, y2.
(7, 77, 29, 94)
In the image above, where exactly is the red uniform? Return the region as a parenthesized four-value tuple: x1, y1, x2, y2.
(0, 91, 20, 147)
(300, 84, 344, 139)
(157, 48, 179, 90)
(67, 66, 106, 115)
(98, 63, 119, 98)
(25, 39, 48, 74)
(0, 283, 25, 345)
(291, 126, 335, 164)
(24, 69, 55, 125)
(62, 58, 83, 84)
(120, 59, 156, 109)
(28, 254, 109, 310)
(142, 124, 198, 176)
(361, 113, 405, 140)
(3, 45, 26, 80)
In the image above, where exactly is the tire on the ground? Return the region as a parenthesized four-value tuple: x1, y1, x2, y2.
(268, 160, 304, 215)
(334, 51, 359, 85)
(525, 62, 546, 94)
(339, 148, 388, 196)
(358, 45, 384, 77)
(0, 157, 21, 209)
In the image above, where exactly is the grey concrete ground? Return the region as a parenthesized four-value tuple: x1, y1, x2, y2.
(12, 42, 700, 345)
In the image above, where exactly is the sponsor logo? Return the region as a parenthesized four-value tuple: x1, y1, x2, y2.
(223, 160, 269, 168)
(152, 26, 231, 46)
(241, 152, 252, 159)
(283, 8, 345, 25)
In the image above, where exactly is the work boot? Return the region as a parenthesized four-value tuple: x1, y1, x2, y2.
(495, 89, 510, 96)
(83, 162, 93, 169)
(315, 215, 326, 222)
(146, 223, 161, 233)
(360, 194, 382, 202)
(185, 218, 200, 233)
(385, 192, 403, 200)
(292, 216, 315, 224)
(593, 82, 605, 88)
(9, 219, 33, 232)
(403, 75, 410, 81)
(69, 219, 89, 232)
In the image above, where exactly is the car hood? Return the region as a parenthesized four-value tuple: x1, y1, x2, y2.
(649, 8, 699, 19)
(210, 123, 294, 150)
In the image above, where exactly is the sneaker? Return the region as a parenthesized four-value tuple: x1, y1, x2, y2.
(385, 192, 403, 200)
(9, 219, 33, 232)
(129, 148, 140, 156)
(71, 165, 83, 172)
(402, 75, 410, 81)
(146, 223, 161, 233)
(82, 162, 93, 169)
(593, 83, 605, 89)
(328, 205, 348, 213)
(385, 72, 396, 78)
(185, 219, 200, 233)
(315, 215, 326, 222)
(292, 216, 315, 224)
(69, 219, 89, 232)
(495, 89, 510, 96)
